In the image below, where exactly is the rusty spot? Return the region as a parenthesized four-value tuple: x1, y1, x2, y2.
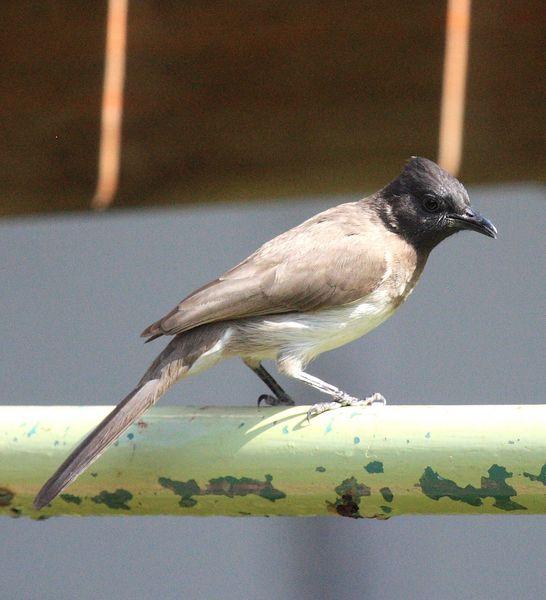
(327, 476, 371, 519)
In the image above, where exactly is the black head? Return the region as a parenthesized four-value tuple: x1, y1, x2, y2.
(376, 157, 497, 250)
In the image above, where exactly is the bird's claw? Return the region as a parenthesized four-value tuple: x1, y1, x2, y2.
(306, 392, 386, 421)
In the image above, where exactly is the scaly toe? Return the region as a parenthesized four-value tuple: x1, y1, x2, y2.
(307, 401, 345, 420)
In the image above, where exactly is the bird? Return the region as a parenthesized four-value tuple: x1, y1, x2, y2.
(34, 157, 497, 509)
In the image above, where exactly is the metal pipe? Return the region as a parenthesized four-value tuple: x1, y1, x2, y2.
(1, 405, 544, 519)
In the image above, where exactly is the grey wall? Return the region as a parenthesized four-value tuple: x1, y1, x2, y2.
(1, 185, 545, 599)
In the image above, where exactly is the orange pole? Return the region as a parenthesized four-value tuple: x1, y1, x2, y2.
(438, 0, 471, 176)
(92, 0, 129, 210)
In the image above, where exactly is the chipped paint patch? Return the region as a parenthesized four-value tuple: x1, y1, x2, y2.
(91, 489, 133, 510)
(523, 465, 546, 485)
(380, 487, 394, 502)
(0, 487, 14, 506)
(380, 505, 392, 513)
(327, 476, 371, 519)
(159, 474, 287, 508)
(420, 465, 527, 511)
(365, 461, 384, 473)
(158, 477, 200, 507)
(60, 493, 82, 505)
(315, 466, 326, 473)
(353, 436, 361, 444)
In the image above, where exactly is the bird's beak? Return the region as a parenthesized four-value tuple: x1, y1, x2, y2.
(449, 208, 498, 239)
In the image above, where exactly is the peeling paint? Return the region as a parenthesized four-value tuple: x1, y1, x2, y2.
(327, 476, 371, 519)
(208, 474, 286, 502)
(380, 487, 394, 502)
(0, 487, 14, 506)
(365, 461, 384, 473)
(523, 465, 546, 485)
(91, 489, 133, 510)
(60, 493, 82, 505)
(420, 465, 527, 511)
(158, 474, 287, 507)
(158, 477, 200, 507)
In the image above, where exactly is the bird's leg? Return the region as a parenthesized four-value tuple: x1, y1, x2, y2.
(277, 356, 385, 419)
(243, 358, 295, 406)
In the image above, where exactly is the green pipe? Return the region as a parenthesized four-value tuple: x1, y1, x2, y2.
(1, 405, 545, 519)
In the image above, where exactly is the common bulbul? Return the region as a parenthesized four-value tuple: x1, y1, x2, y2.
(34, 157, 497, 509)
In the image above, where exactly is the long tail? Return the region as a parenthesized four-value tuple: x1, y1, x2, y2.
(33, 336, 196, 510)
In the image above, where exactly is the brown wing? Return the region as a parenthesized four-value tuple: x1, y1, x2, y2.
(141, 202, 387, 340)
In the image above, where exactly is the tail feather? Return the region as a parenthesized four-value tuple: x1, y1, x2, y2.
(34, 322, 228, 510)
(33, 380, 161, 509)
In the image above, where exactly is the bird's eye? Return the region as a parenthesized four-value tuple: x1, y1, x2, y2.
(423, 196, 441, 213)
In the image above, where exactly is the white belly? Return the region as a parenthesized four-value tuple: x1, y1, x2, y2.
(233, 290, 401, 364)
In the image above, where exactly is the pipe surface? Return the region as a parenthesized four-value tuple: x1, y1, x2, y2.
(1, 405, 544, 519)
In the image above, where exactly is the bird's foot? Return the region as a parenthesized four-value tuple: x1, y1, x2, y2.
(257, 393, 295, 407)
(307, 392, 386, 420)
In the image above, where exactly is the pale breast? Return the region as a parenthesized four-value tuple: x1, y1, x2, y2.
(231, 239, 426, 365)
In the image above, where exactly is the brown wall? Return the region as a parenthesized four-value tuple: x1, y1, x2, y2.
(1, 1, 544, 216)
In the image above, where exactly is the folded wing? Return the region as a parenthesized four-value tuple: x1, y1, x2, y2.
(141, 202, 386, 340)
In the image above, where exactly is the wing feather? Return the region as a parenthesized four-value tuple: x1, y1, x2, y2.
(141, 202, 386, 340)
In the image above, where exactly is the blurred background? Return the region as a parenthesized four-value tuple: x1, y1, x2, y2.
(1, 1, 544, 599)
(1, 1, 544, 216)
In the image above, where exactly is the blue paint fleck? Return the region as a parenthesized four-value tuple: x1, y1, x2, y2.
(282, 425, 289, 435)
(127, 433, 134, 440)
(354, 436, 361, 444)
(325, 422, 333, 433)
(425, 432, 431, 439)
(26, 425, 38, 438)
(238, 422, 245, 428)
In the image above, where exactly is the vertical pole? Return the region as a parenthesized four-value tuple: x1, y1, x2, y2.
(92, 0, 129, 210)
(438, 0, 471, 176)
